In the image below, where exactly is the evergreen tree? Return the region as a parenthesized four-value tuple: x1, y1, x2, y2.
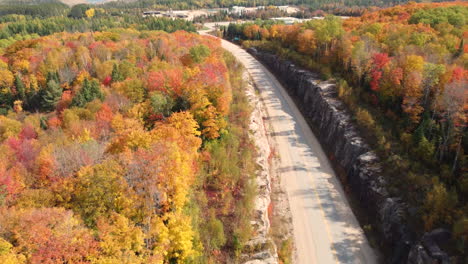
(47, 71, 59, 83)
(40, 79, 62, 111)
(111, 64, 123, 82)
(0, 88, 13, 111)
(25, 83, 40, 111)
(455, 38, 464, 58)
(40, 116, 48, 130)
(14, 75, 25, 101)
(71, 79, 104, 108)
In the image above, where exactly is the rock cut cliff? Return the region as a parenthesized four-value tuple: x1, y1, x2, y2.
(248, 48, 451, 264)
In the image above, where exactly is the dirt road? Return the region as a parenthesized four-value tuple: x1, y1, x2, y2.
(202, 27, 378, 263)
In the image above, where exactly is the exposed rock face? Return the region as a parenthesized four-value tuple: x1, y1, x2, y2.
(247, 48, 450, 264)
(243, 72, 278, 264)
(408, 229, 451, 264)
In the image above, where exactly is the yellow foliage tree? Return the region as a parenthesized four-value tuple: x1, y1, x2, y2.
(402, 55, 425, 124)
(165, 212, 199, 262)
(95, 213, 145, 264)
(0, 69, 14, 88)
(152, 111, 202, 154)
(74, 70, 91, 87)
(11, 60, 30, 74)
(34, 144, 55, 185)
(297, 29, 316, 55)
(201, 105, 222, 140)
(0, 238, 26, 264)
(0, 116, 22, 142)
(85, 8, 95, 18)
(107, 114, 152, 153)
(70, 161, 136, 227)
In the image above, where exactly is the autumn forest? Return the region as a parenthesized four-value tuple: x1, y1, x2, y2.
(0, 24, 260, 263)
(0, 0, 466, 263)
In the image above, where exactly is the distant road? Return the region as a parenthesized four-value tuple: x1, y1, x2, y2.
(200, 24, 378, 263)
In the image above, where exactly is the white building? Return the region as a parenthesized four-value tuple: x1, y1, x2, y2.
(231, 6, 246, 15)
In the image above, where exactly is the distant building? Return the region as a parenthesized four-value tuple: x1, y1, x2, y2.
(142, 11, 161, 17)
(231, 6, 246, 15)
(271, 17, 308, 25)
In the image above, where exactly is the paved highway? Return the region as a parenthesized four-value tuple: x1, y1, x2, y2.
(201, 25, 378, 264)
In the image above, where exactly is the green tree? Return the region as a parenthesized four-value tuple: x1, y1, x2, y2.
(415, 136, 435, 163)
(189, 44, 211, 63)
(117, 79, 145, 103)
(71, 79, 104, 108)
(111, 64, 123, 82)
(305, 15, 344, 51)
(0, 89, 13, 112)
(47, 71, 59, 83)
(409, 6, 468, 28)
(149, 91, 174, 117)
(422, 63, 445, 106)
(40, 79, 62, 111)
(14, 75, 25, 101)
(203, 210, 226, 251)
(69, 4, 89, 19)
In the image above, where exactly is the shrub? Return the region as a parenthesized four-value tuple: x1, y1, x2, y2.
(203, 211, 226, 251)
(423, 178, 459, 230)
(415, 136, 435, 163)
(356, 108, 375, 131)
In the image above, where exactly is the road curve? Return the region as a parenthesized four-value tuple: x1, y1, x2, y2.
(202, 27, 378, 263)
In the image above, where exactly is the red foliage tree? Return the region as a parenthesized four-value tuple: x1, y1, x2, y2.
(47, 116, 62, 129)
(147, 71, 166, 93)
(7, 137, 38, 171)
(103, 75, 112, 86)
(0, 162, 23, 197)
(4, 208, 97, 263)
(19, 125, 37, 140)
(370, 53, 390, 91)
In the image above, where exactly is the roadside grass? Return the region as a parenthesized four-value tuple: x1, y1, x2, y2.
(269, 172, 294, 264)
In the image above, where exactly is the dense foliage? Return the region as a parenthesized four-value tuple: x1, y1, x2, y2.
(0, 0, 459, 19)
(0, 29, 256, 263)
(100, 0, 453, 10)
(227, 1, 467, 256)
(0, 14, 196, 50)
(0, 2, 67, 17)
